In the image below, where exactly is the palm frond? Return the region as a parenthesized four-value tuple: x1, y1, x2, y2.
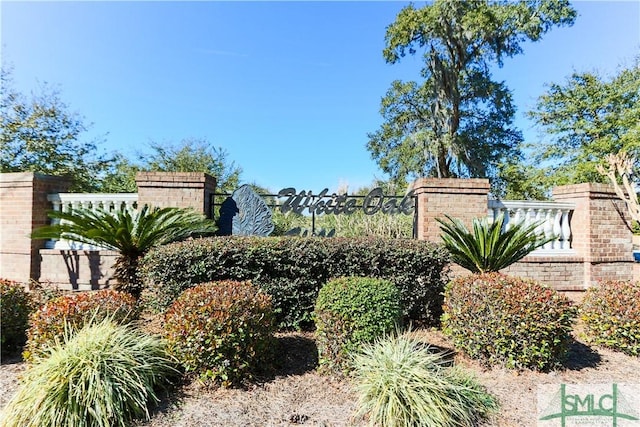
(32, 206, 217, 295)
(437, 214, 554, 273)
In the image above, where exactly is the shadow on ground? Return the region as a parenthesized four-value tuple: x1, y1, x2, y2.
(564, 338, 601, 371)
(273, 332, 319, 376)
(0, 353, 23, 366)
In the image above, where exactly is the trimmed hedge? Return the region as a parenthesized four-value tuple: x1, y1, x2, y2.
(140, 237, 449, 329)
(314, 277, 402, 373)
(443, 273, 576, 371)
(581, 280, 640, 356)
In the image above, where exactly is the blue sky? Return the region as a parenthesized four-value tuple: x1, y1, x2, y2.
(1, 1, 639, 193)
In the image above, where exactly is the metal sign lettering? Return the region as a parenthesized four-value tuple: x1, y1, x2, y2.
(277, 187, 415, 216)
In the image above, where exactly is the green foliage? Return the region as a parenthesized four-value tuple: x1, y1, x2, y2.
(145, 139, 241, 193)
(98, 154, 140, 193)
(581, 280, 640, 356)
(316, 210, 413, 238)
(31, 205, 217, 297)
(0, 68, 112, 192)
(368, 0, 575, 187)
(495, 158, 552, 200)
(164, 281, 276, 387)
(140, 237, 449, 329)
(27, 281, 65, 308)
(102, 138, 242, 194)
(437, 214, 553, 273)
(1, 318, 175, 427)
(23, 289, 137, 362)
(314, 277, 402, 373)
(527, 59, 640, 189)
(0, 279, 34, 356)
(352, 334, 498, 427)
(443, 273, 576, 370)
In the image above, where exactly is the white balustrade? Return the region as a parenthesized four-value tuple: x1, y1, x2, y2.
(488, 200, 575, 254)
(45, 193, 138, 250)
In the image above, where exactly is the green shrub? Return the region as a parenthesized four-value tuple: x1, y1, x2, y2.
(23, 289, 138, 362)
(352, 334, 498, 427)
(314, 277, 402, 373)
(1, 279, 34, 356)
(442, 273, 576, 371)
(1, 318, 175, 427)
(164, 280, 276, 387)
(28, 281, 65, 308)
(581, 280, 640, 356)
(141, 236, 449, 329)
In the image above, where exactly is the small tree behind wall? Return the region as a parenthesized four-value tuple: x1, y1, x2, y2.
(597, 152, 640, 228)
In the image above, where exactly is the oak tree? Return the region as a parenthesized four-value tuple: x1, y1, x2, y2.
(367, 0, 576, 187)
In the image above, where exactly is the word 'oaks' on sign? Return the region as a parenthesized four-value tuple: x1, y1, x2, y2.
(277, 188, 415, 216)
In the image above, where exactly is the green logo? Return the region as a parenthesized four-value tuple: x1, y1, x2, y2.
(538, 384, 640, 426)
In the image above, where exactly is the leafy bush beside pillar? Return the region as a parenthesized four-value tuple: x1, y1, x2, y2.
(443, 273, 576, 370)
(581, 280, 640, 356)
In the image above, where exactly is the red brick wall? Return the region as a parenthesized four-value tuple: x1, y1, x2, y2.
(415, 179, 635, 291)
(413, 178, 491, 241)
(136, 172, 217, 217)
(554, 183, 634, 286)
(501, 255, 585, 290)
(0, 173, 71, 282)
(39, 249, 118, 290)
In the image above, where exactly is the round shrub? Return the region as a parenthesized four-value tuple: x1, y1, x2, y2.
(443, 273, 576, 371)
(581, 280, 640, 356)
(1, 318, 175, 427)
(352, 334, 498, 427)
(314, 276, 402, 373)
(164, 280, 276, 387)
(1, 279, 34, 356)
(24, 289, 138, 362)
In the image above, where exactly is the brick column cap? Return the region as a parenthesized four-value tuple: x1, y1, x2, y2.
(412, 177, 490, 194)
(135, 171, 216, 184)
(553, 182, 618, 199)
(0, 172, 72, 184)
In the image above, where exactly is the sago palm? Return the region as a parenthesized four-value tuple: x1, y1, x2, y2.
(436, 214, 554, 273)
(32, 205, 217, 297)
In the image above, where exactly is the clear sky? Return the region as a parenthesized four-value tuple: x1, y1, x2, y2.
(1, 1, 639, 193)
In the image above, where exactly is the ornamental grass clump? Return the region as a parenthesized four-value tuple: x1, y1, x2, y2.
(581, 280, 640, 356)
(0, 279, 34, 356)
(352, 334, 498, 427)
(443, 273, 576, 370)
(23, 289, 138, 362)
(314, 277, 402, 373)
(164, 280, 276, 387)
(0, 318, 176, 427)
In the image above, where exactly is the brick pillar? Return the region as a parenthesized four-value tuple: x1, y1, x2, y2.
(0, 172, 72, 283)
(135, 172, 217, 218)
(412, 178, 491, 242)
(553, 183, 634, 286)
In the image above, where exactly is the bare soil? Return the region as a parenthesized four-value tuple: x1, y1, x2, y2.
(2, 327, 639, 427)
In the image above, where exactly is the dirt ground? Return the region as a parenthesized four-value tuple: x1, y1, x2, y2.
(2, 328, 639, 427)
